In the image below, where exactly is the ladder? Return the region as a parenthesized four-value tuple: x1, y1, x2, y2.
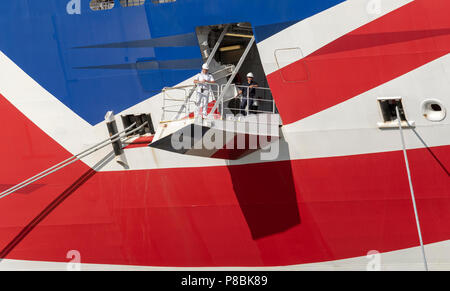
(173, 25, 231, 120)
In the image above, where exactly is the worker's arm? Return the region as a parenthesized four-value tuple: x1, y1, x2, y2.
(193, 79, 205, 84)
(205, 75, 216, 84)
(193, 74, 206, 85)
(235, 89, 243, 98)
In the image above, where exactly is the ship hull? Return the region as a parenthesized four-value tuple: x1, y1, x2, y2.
(0, 0, 449, 270)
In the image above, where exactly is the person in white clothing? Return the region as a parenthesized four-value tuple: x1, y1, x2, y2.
(193, 63, 215, 118)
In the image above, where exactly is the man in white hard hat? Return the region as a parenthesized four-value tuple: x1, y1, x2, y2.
(237, 72, 258, 116)
(193, 63, 216, 118)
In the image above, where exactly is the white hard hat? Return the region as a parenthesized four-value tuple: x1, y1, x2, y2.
(247, 72, 254, 78)
(202, 63, 209, 70)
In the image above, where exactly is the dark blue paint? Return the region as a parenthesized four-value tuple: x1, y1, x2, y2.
(0, 0, 345, 124)
(253, 20, 299, 43)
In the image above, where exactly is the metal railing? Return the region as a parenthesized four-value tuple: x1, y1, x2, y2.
(221, 84, 277, 118)
(161, 83, 221, 122)
(161, 83, 277, 123)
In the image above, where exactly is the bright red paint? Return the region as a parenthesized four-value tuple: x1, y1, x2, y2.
(0, 93, 449, 267)
(123, 136, 154, 149)
(268, 0, 450, 124)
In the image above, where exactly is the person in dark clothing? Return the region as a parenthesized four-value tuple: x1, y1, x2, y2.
(237, 72, 258, 116)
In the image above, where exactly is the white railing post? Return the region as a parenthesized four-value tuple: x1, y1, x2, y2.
(246, 87, 250, 116)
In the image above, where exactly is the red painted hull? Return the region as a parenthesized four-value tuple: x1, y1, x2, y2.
(0, 94, 449, 267)
(268, 0, 450, 124)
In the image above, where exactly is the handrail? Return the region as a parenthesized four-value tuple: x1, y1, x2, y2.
(161, 82, 277, 122)
(163, 84, 220, 93)
(0, 121, 148, 201)
(207, 36, 256, 118)
(162, 85, 196, 91)
(223, 84, 272, 102)
(166, 25, 230, 122)
(206, 24, 230, 67)
(162, 83, 220, 122)
(221, 84, 276, 116)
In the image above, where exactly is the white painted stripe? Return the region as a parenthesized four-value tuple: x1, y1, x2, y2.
(95, 53, 450, 172)
(282, 53, 450, 159)
(0, 50, 196, 170)
(1, 240, 449, 270)
(0, 51, 96, 154)
(257, 0, 414, 75)
(1, 49, 449, 173)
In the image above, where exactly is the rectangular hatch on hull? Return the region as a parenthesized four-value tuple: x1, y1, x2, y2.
(121, 114, 155, 137)
(377, 97, 415, 129)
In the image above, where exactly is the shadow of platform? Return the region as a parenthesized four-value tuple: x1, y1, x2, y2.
(227, 138, 300, 240)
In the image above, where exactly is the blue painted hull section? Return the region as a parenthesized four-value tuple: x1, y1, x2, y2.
(0, 0, 345, 124)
